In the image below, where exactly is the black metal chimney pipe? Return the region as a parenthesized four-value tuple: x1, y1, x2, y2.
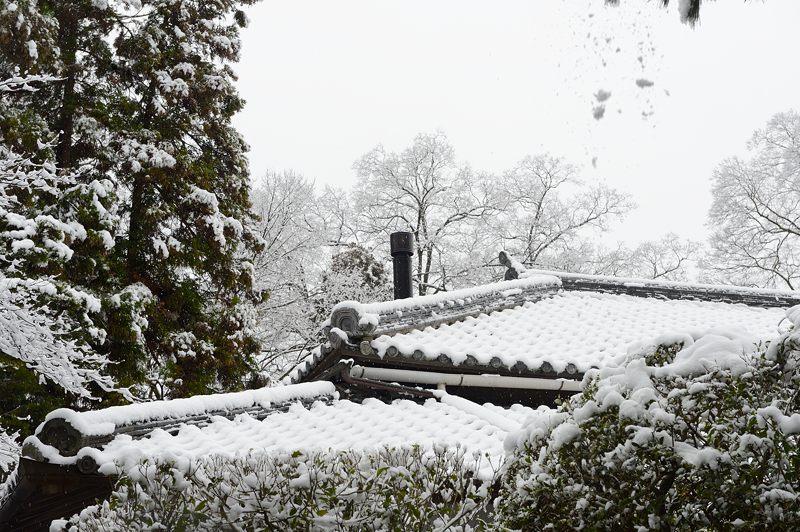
(390, 231, 414, 299)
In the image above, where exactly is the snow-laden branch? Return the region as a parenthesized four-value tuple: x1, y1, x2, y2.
(706, 110, 800, 289)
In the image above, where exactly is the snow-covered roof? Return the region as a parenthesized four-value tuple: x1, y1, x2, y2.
(370, 291, 788, 375)
(22, 384, 539, 478)
(327, 274, 561, 339)
(519, 268, 800, 307)
(292, 270, 799, 383)
(40, 381, 336, 438)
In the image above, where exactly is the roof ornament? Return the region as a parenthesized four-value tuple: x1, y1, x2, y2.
(499, 250, 527, 280)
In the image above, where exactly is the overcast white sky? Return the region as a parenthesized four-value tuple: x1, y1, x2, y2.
(233, 0, 800, 245)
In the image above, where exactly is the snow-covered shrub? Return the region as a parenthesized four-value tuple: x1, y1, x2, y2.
(58, 445, 496, 531)
(497, 311, 800, 530)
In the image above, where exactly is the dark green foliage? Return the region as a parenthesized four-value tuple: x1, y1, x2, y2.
(314, 244, 390, 320)
(0, 354, 67, 439)
(329, 244, 389, 291)
(497, 328, 800, 531)
(0, 0, 263, 404)
(0, 1, 263, 481)
(61, 446, 496, 531)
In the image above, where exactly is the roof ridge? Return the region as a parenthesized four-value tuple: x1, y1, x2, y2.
(326, 275, 561, 341)
(499, 250, 800, 307)
(24, 382, 337, 462)
(523, 269, 800, 308)
(523, 268, 799, 296)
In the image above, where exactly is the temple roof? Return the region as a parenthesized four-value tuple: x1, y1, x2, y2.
(290, 267, 798, 384)
(22, 382, 537, 478)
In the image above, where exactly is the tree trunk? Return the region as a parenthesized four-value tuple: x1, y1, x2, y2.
(55, 7, 79, 169)
(127, 79, 158, 284)
(422, 245, 434, 295)
(414, 231, 425, 295)
(127, 175, 147, 283)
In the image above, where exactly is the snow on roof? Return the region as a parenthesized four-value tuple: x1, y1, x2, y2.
(25, 388, 542, 478)
(521, 268, 796, 296)
(327, 274, 560, 340)
(289, 271, 798, 384)
(521, 268, 800, 301)
(331, 274, 561, 318)
(370, 291, 789, 375)
(37, 381, 337, 437)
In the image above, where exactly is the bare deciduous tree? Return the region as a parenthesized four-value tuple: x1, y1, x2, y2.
(249, 171, 332, 379)
(249, 171, 392, 380)
(251, 170, 325, 285)
(317, 185, 361, 248)
(353, 131, 498, 295)
(706, 110, 800, 289)
(524, 234, 700, 282)
(629, 233, 701, 281)
(496, 154, 634, 268)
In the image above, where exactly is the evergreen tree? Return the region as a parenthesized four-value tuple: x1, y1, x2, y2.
(314, 244, 390, 320)
(0, 0, 262, 408)
(0, 74, 131, 475)
(96, 0, 263, 397)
